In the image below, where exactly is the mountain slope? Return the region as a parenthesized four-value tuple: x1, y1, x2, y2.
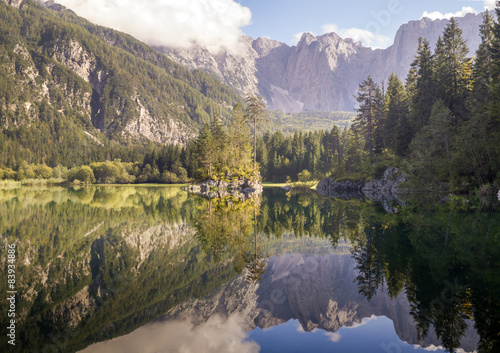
(0, 0, 241, 167)
(160, 13, 485, 112)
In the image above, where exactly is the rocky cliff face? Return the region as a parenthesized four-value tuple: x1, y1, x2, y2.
(160, 13, 485, 113)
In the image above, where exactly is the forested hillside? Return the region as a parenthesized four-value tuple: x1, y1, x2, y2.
(0, 0, 241, 168)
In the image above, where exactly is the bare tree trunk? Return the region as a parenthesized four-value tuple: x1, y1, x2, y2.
(254, 118, 257, 170)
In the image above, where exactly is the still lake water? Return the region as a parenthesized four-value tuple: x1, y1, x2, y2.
(0, 185, 498, 353)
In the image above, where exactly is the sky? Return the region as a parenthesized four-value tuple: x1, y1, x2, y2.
(56, 0, 497, 52)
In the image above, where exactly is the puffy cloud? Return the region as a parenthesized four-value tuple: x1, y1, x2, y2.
(484, 0, 497, 10)
(324, 332, 342, 342)
(79, 314, 260, 353)
(321, 24, 392, 49)
(421, 6, 477, 21)
(56, 0, 252, 54)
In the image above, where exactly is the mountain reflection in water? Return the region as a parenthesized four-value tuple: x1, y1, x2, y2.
(0, 186, 498, 353)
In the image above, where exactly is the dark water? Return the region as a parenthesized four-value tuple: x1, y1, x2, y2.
(0, 185, 499, 353)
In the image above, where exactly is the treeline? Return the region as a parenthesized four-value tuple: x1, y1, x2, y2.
(255, 127, 366, 182)
(266, 110, 354, 133)
(350, 12, 500, 190)
(0, 100, 259, 184)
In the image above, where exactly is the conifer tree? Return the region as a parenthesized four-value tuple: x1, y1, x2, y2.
(434, 18, 471, 120)
(244, 95, 268, 170)
(228, 103, 252, 170)
(384, 74, 410, 156)
(410, 38, 435, 131)
(472, 10, 494, 114)
(353, 76, 383, 164)
(489, 1, 500, 128)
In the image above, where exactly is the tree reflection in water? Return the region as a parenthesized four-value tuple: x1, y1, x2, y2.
(349, 199, 500, 353)
(194, 195, 268, 283)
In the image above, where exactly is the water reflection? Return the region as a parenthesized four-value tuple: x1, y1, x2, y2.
(0, 185, 498, 353)
(192, 196, 269, 283)
(80, 313, 259, 353)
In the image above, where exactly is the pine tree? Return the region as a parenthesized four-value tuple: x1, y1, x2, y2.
(472, 10, 495, 114)
(195, 124, 216, 178)
(353, 76, 383, 164)
(410, 38, 435, 131)
(244, 95, 268, 170)
(489, 2, 500, 130)
(408, 100, 455, 186)
(228, 103, 252, 170)
(434, 18, 472, 120)
(384, 73, 410, 156)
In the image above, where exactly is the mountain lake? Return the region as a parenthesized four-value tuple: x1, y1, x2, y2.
(1, 185, 498, 353)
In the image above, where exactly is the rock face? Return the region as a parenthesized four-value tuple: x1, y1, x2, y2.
(316, 168, 407, 203)
(160, 13, 485, 113)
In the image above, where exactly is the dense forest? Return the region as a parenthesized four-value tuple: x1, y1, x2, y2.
(1, 2, 500, 193)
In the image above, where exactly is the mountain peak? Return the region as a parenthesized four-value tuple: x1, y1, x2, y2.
(161, 12, 485, 112)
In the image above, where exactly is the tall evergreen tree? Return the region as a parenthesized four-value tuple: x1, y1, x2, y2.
(472, 10, 495, 114)
(384, 73, 410, 155)
(353, 76, 383, 164)
(434, 18, 472, 120)
(489, 1, 500, 130)
(244, 95, 268, 170)
(410, 37, 435, 131)
(228, 103, 252, 170)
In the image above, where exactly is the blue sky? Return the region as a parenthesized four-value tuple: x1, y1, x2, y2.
(57, 0, 496, 52)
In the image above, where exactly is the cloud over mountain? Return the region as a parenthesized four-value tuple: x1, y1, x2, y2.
(421, 6, 477, 20)
(57, 0, 252, 53)
(321, 24, 392, 49)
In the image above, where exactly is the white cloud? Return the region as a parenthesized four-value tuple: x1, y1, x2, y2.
(324, 332, 342, 342)
(56, 0, 252, 54)
(484, 0, 497, 10)
(345, 315, 378, 329)
(321, 24, 392, 49)
(421, 6, 477, 21)
(79, 314, 260, 353)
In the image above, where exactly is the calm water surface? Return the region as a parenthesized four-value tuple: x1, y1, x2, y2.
(0, 185, 498, 352)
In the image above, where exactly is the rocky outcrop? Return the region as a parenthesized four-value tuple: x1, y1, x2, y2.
(160, 13, 485, 113)
(361, 167, 408, 199)
(184, 177, 263, 199)
(315, 178, 364, 199)
(316, 168, 408, 204)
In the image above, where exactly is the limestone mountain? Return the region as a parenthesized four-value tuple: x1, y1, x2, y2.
(0, 0, 241, 167)
(160, 13, 485, 113)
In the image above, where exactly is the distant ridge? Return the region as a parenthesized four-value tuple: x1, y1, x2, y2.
(160, 12, 486, 112)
